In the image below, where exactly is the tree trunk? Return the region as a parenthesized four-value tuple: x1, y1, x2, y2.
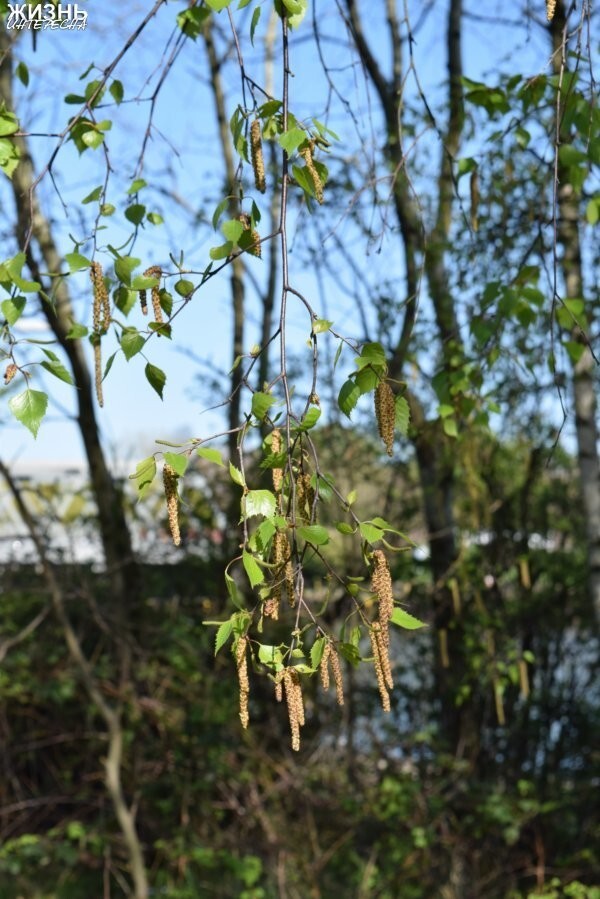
(551, 2, 600, 623)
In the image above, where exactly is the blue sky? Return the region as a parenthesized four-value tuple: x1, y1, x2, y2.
(1, 0, 581, 470)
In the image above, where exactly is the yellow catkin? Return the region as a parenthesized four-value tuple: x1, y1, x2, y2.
(470, 169, 480, 232)
(250, 119, 266, 194)
(93, 336, 103, 408)
(299, 141, 324, 204)
(329, 645, 344, 707)
(271, 428, 283, 492)
(285, 559, 295, 607)
(375, 625, 393, 691)
(90, 261, 110, 332)
(319, 641, 331, 692)
(163, 463, 181, 547)
(144, 266, 163, 325)
(374, 380, 395, 456)
(371, 549, 394, 641)
(370, 624, 390, 712)
(295, 471, 314, 523)
(236, 637, 250, 729)
(264, 596, 279, 621)
(283, 668, 303, 751)
(4, 363, 17, 385)
(238, 214, 261, 258)
(275, 677, 283, 703)
(546, 0, 556, 21)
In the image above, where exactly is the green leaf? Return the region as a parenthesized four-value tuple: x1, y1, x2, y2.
(4, 254, 40, 293)
(335, 522, 356, 535)
(390, 607, 427, 630)
(222, 218, 245, 243)
(130, 456, 156, 500)
(109, 80, 124, 104)
(100, 203, 116, 216)
(81, 186, 103, 204)
(127, 179, 147, 195)
(338, 379, 360, 418)
(209, 242, 233, 261)
(212, 197, 229, 230)
(258, 644, 283, 667)
(40, 359, 74, 385)
(355, 367, 379, 394)
(16, 61, 29, 87)
(147, 212, 164, 226)
(197, 446, 225, 467)
(586, 197, 599, 226)
(564, 340, 585, 364)
(244, 489, 277, 520)
(279, 126, 307, 156)
(0, 109, 19, 136)
(0, 137, 21, 179)
(359, 521, 384, 545)
(250, 5, 261, 44)
(174, 279, 194, 297)
(206, 0, 232, 9)
(114, 256, 141, 286)
(65, 252, 91, 273)
(145, 362, 166, 399)
(131, 275, 159, 291)
(443, 417, 458, 438)
(224, 570, 244, 610)
(297, 524, 329, 546)
(8, 389, 48, 438)
(163, 451, 188, 477)
(395, 396, 410, 435)
(357, 341, 387, 368)
(66, 322, 89, 339)
(251, 391, 275, 420)
(229, 462, 245, 487)
(81, 129, 104, 150)
(298, 407, 321, 430)
(312, 318, 333, 334)
(125, 204, 146, 226)
(214, 619, 234, 655)
(114, 286, 137, 315)
(310, 636, 327, 670)
(243, 550, 264, 588)
(1, 296, 26, 325)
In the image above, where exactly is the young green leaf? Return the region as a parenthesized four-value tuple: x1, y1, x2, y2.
(125, 204, 146, 226)
(40, 359, 74, 385)
(251, 391, 275, 420)
(395, 395, 410, 436)
(130, 456, 156, 501)
(390, 608, 427, 630)
(297, 525, 329, 546)
(65, 252, 91, 273)
(145, 363, 166, 399)
(229, 462, 245, 487)
(120, 329, 145, 360)
(338, 379, 360, 418)
(8, 389, 48, 438)
(163, 452, 189, 477)
(1, 296, 26, 326)
(310, 636, 327, 670)
(197, 446, 225, 467)
(242, 550, 264, 588)
(243, 489, 277, 520)
(214, 619, 234, 655)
